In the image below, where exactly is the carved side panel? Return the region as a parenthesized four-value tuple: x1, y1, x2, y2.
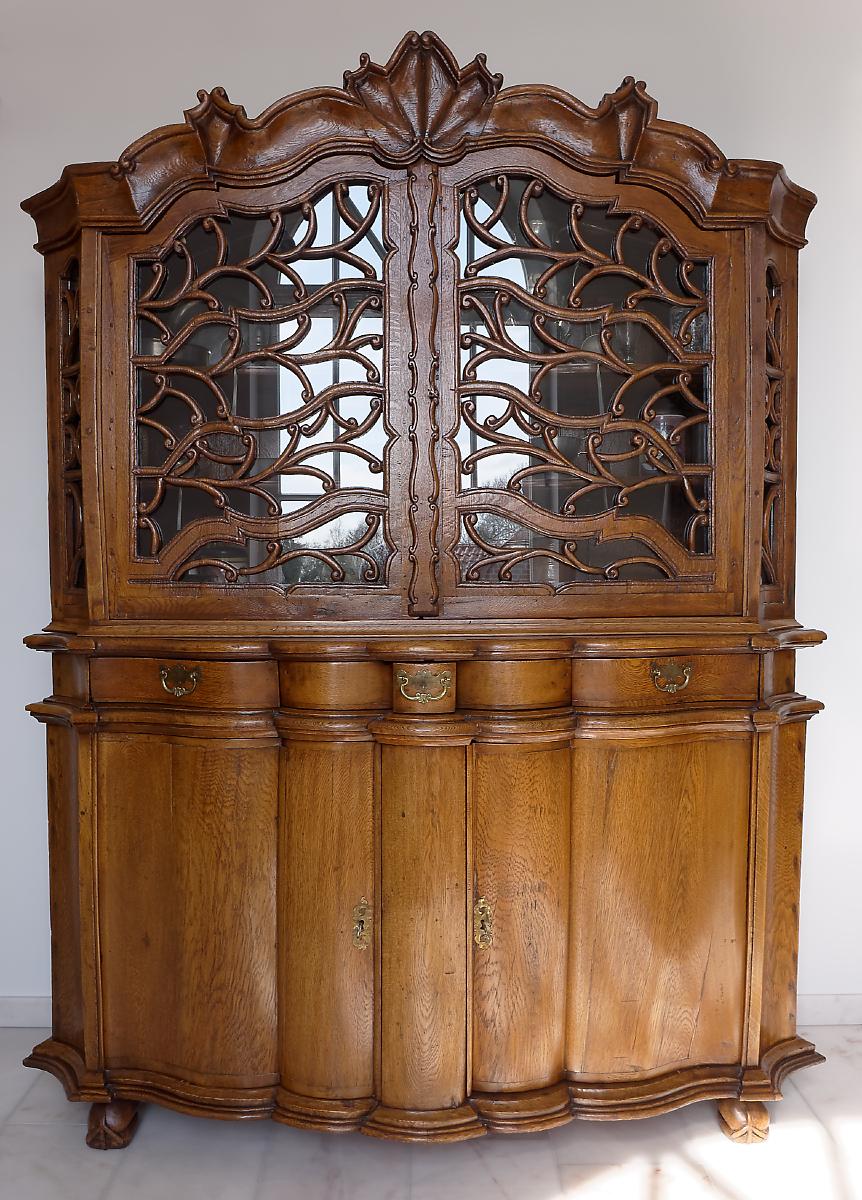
(761, 263, 784, 587)
(59, 260, 87, 591)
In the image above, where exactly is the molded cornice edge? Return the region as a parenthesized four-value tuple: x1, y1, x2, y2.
(22, 31, 815, 253)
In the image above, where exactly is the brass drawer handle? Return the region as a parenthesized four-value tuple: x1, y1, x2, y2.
(650, 662, 692, 694)
(352, 897, 371, 950)
(395, 667, 452, 705)
(473, 897, 493, 948)
(159, 664, 201, 698)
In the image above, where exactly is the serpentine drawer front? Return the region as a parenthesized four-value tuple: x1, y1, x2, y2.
(22, 30, 823, 1153)
(573, 654, 761, 710)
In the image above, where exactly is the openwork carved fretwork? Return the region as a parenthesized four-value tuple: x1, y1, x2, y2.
(761, 264, 784, 586)
(133, 181, 396, 587)
(451, 174, 713, 588)
(59, 260, 86, 590)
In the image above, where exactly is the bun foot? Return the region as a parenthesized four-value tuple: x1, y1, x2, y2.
(86, 1099, 140, 1149)
(716, 1099, 769, 1143)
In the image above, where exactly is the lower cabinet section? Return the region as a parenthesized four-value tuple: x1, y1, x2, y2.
(27, 646, 824, 1143)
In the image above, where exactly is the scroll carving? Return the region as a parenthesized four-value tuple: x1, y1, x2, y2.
(405, 164, 442, 614)
(761, 264, 783, 587)
(59, 260, 86, 590)
(450, 174, 712, 589)
(133, 181, 395, 587)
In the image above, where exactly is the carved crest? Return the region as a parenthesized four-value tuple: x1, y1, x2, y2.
(342, 30, 503, 157)
(23, 30, 816, 252)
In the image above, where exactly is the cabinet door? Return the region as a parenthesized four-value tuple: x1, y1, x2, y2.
(437, 147, 746, 619)
(471, 741, 570, 1092)
(102, 157, 415, 621)
(568, 728, 750, 1077)
(97, 734, 279, 1088)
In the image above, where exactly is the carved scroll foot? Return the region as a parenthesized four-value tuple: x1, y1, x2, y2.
(86, 1099, 140, 1149)
(716, 1099, 769, 1143)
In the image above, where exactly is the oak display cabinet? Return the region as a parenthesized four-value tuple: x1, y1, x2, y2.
(22, 31, 823, 1150)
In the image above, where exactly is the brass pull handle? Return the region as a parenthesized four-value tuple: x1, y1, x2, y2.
(650, 662, 692, 694)
(395, 667, 452, 705)
(159, 664, 201, 698)
(352, 897, 371, 950)
(473, 897, 493, 948)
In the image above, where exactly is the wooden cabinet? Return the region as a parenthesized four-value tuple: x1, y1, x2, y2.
(22, 31, 823, 1150)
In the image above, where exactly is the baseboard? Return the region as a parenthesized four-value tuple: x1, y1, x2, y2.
(1, 994, 860, 1029)
(797, 994, 862, 1025)
(0, 996, 51, 1027)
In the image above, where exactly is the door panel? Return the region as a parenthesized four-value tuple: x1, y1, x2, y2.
(379, 744, 468, 1111)
(438, 148, 746, 618)
(472, 743, 570, 1091)
(103, 158, 411, 620)
(279, 737, 375, 1099)
(98, 735, 279, 1084)
(568, 731, 750, 1076)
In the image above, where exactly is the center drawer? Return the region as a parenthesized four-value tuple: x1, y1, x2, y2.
(573, 654, 759, 710)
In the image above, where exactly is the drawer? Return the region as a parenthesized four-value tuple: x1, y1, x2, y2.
(573, 654, 759, 710)
(90, 657, 279, 709)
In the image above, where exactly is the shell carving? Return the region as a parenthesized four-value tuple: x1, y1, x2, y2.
(343, 30, 503, 158)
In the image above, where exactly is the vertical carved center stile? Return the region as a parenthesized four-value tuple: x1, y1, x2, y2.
(406, 163, 442, 615)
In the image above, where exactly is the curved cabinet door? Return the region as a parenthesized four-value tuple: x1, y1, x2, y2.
(276, 723, 376, 1127)
(568, 722, 750, 1081)
(471, 739, 571, 1094)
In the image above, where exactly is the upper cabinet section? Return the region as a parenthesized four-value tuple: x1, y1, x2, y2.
(22, 31, 815, 626)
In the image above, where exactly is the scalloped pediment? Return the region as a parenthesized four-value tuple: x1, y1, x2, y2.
(22, 30, 815, 251)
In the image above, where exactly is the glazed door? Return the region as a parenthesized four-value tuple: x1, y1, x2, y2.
(102, 156, 418, 620)
(436, 148, 748, 618)
(100, 148, 747, 621)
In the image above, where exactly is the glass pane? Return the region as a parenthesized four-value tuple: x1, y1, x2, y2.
(454, 175, 712, 586)
(133, 182, 393, 586)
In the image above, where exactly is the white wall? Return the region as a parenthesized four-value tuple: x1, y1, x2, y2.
(1, 0, 859, 1019)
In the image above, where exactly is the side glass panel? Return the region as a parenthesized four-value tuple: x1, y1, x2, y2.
(133, 182, 393, 587)
(452, 174, 712, 588)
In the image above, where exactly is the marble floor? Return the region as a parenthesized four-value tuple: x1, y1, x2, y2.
(0, 1027, 859, 1199)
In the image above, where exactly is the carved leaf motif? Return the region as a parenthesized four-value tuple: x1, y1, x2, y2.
(343, 30, 503, 157)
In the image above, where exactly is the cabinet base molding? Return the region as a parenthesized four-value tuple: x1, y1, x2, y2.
(469, 1084, 573, 1133)
(26, 1035, 823, 1145)
(362, 1104, 486, 1143)
(273, 1089, 376, 1133)
(23, 1040, 110, 1104)
(716, 1099, 770, 1143)
(86, 1100, 140, 1150)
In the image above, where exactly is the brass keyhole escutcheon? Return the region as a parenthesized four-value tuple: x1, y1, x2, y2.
(395, 667, 452, 705)
(159, 664, 201, 698)
(473, 897, 493, 948)
(650, 661, 692, 694)
(352, 898, 371, 950)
